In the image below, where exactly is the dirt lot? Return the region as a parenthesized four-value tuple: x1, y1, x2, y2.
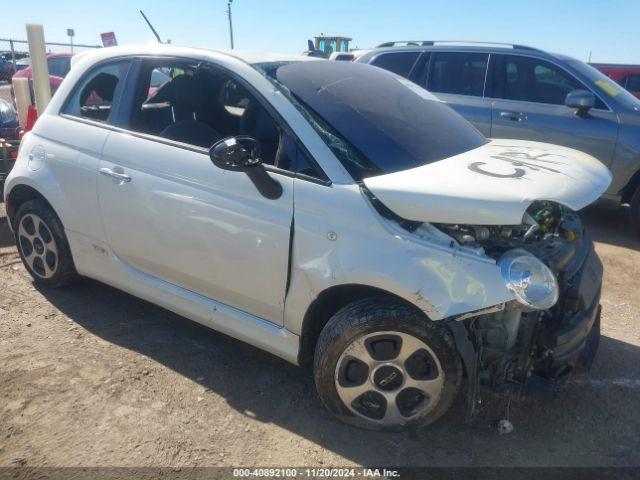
(1, 199, 639, 468)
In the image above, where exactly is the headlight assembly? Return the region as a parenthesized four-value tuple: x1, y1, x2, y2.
(498, 249, 559, 310)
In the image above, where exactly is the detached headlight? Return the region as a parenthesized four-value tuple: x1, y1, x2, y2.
(498, 249, 559, 310)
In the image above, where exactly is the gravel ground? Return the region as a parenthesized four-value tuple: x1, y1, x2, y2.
(1, 199, 639, 468)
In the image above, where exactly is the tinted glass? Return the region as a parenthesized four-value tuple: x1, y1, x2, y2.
(565, 59, 639, 109)
(625, 75, 640, 93)
(259, 61, 487, 180)
(126, 59, 283, 164)
(63, 61, 129, 122)
(494, 55, 584, 105)
(428, 52, 488, 96)
(371, 52, 419, 78)
(47, 56, 71, 78)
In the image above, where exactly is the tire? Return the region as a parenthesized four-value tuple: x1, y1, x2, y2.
(630, 186, 640, 237)
(314, 297, 462, 431)
(13, 199, 78, 287)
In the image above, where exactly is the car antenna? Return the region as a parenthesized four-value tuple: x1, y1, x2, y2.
(140, 10, 164, 44)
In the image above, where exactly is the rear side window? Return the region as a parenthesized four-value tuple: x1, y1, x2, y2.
(63, 61, 129, 123)
(370, 52, 420, 78)
(428, 52, 488, 96)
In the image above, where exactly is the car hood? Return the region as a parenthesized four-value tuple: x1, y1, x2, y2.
(363, 139, 612, 225)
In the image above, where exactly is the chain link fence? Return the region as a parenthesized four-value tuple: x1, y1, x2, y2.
(0, 37, 102, 101)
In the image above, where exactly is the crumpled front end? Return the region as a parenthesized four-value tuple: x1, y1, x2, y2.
(443, 204, 603, 404)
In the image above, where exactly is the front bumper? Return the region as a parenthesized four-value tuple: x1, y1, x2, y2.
(535, 236, 603, 380)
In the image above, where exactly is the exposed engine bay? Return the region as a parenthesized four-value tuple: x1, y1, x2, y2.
(434, 200, 580, 261)
(364, 186, 603, 416)
(435, 201, 602, 415)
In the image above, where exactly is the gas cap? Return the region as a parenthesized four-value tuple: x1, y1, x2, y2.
(28, 145, 46, 171)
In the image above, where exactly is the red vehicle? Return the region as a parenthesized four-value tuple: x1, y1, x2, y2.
(12, 52, 74, 102)
(591, 63, 640, 98)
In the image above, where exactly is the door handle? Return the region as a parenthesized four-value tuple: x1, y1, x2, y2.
(99, 167, 131, 183)
(500, 111, 527, 122)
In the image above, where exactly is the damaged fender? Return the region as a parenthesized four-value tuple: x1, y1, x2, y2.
(283, 181, 513, 335)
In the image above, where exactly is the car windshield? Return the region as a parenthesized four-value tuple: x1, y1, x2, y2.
(567, 59, 640, 110)
(254, 61, 487, 180)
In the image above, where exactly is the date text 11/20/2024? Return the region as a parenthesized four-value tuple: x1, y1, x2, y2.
(232, 468, 400, 477)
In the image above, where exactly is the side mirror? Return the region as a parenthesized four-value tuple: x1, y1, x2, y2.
(210, 136, 262, 172)
(209, 136, 283, 200)
(565, 89, 595, 117)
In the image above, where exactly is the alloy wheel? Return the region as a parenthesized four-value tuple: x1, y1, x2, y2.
(18, 213, 59, 279)
(334, 330, 444, 427)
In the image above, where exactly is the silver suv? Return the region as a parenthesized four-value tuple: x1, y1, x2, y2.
(355, 41, 640, 232)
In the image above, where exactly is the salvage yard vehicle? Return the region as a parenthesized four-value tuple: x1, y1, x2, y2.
(592, 63, 640, 99)
(355, 41, 640, 233)
(4, 45, 611, 430)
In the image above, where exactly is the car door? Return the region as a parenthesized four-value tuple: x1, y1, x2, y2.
(96, 58, 294, 326)
(51, 58, 131, 242)
(411, 51, 492, 136)
(489, 54, 619, 167)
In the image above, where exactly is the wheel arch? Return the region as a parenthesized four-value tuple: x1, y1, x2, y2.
(6, 183, 62, 229)
(297, 283, 431, 367)
(621, 165, 640, 204)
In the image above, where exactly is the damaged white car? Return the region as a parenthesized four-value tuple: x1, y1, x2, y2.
(4, 46, 611, 430)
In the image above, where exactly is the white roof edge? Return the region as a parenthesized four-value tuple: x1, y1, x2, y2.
(69, 44, 313, 68)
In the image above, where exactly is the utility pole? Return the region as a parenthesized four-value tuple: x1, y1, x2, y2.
(226, 0, 235, 49)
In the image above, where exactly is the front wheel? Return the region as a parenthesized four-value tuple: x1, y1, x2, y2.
(314, 298, 462, 431)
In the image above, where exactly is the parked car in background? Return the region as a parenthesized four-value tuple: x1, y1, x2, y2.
(591, 64, 640, 99)
(356, 41, 640, 233)
(329, 51, 355, 61)
(0, 98, 19, 139)
(0, 99, 20, 189)
(13, 57, 31, 72)
(4, 45, 609, 430)
(12, 52, 74, 102)
(0, 57, 15, 82)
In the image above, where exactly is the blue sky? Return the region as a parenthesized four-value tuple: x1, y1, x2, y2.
(4, 0, 640, 63)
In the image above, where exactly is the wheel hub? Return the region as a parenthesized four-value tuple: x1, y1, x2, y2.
(17, 213, 58, 280)
(372, 364, 404, 391)
(33, 238, 45, 255)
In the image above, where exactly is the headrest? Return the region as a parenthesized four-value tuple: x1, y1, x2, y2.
(171, 74, 204, 113)
(81, 73, 119, 105)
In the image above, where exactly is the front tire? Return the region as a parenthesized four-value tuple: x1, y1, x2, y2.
(13, 199, 78, 287)
(314, 297, 462, 431)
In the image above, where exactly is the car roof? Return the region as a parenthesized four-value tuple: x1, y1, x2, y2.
(70, 44, 313, 70)
(361, 43, 575, 63)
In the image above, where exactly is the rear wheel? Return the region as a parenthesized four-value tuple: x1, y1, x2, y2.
(13, 199, 78, 287)
(314, 297, 462, 431)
